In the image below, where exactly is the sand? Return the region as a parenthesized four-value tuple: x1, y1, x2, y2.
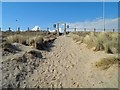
(1, 35, 118, 88)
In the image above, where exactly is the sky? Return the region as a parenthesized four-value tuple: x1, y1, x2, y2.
(2, 2, 118, 31)
(1, 0, 120, 2)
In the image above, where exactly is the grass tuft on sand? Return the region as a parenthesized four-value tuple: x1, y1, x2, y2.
(6, 35, 26, 44)
(70, 31, 119, 54)
(95, 57, 120, 70)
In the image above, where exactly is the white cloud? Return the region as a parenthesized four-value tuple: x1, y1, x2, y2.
(67, 18, 118, 32)
(32, 26, 40, 31)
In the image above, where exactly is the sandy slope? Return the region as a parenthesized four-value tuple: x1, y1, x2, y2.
(0, 31, 2, 89)
(23, 35, 118, 88)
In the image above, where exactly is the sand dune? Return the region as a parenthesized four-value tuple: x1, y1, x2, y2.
(1, 35, 118, 88)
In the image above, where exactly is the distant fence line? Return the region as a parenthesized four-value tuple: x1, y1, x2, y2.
(0, 27, 47, 32)
(67, 28, 119, 32)
(0, 27, 119, 32)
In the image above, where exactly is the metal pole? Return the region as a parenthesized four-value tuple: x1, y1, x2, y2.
(103, 0, 105, 31)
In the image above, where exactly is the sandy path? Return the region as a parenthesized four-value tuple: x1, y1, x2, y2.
(13, 36, 118, 88)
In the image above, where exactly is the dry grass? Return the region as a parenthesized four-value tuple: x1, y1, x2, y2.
(2, 42, 12, 49)
(2, 42, 21, 53)
(70, 31, 119, 54)
(73, 35, 82, 42)
(95, 57, 120, 70)
(83, 32, 97, 48)
(6, 35, 26, 44)
(3, 31, 57, 51)
(29, 36, 44, 49)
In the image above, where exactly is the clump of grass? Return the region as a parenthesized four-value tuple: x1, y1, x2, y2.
(73, 35, 81, 42)
(2, 42, 13, 50)
(6, 34, 26, 44)
(95, 57, 120, 70)
(94, 32, 110, 51)
(72, 31, 90, 37)
(71, 32, 119, 54)
(27, 50, 42, 59)
(29, 37, 36, 47)
(2, 42, 20, 53)
(102, 33, 118, 54)
(103, 42, 113, 53)
(83, 32, 97, 48)
(94, 38, 105, 51)
(29, 36, 44, 49)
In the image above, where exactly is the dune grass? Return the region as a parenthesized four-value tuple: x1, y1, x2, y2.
(29, 36, 44, 49)
(70, 31, 119, 54)
(3, 31, 57, 51)
(6, 35, 26, 44)
(95, 57, 120, 70)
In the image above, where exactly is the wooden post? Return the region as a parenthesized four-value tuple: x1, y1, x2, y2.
(28, 27, 30, 31)
(113, 29, 115, 32)
(64, 23, 67, 35)
(104, 28, 105, 32)
(84, 28, 86, 32)
(37, 27, 39, 31)
(47, 27, 49, 35)
(94, 28, 96, 32)
(47, 27, 49, 31)
(8, 27, 11, 31)
(57, 23, 59, 36)
(17, 27, 21, 33)
(74, 28, 76, 32)
(18, 27, 20, 31)
(93, 28, 96, 35)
